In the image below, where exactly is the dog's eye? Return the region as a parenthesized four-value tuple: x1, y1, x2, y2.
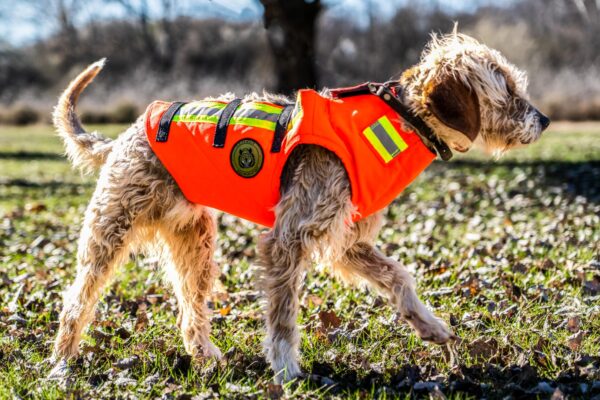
(495, 69, 515, 96)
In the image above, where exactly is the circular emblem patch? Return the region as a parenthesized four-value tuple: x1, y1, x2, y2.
(230, 139, 264, 178)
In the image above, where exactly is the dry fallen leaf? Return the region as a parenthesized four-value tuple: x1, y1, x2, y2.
(219, 304, 232, 316)
(318, 310, 341, 331)
(566, 316, 580, 333)
(135, 303, 149, 332)
(567, 331, 584, 351)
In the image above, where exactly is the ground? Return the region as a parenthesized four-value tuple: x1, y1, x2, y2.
(0, 123, 598, 399)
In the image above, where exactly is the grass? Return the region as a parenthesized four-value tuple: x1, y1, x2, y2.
(0, 123, 599, 399)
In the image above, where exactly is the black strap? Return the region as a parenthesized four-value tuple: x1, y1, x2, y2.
(156, 102, 186, 142)
(213, 98, 241, 148)
(330, 83, 372, 98)
(369, 83, 453, 161)
(271, 104, 294, 153)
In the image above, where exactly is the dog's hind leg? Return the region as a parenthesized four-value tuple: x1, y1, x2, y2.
(158, 206, 221, 360)
(333, 226, 455, 344)
(258, 230, 307, 383)
(259, 146, 355, 383)
(52, 168, 150, 367)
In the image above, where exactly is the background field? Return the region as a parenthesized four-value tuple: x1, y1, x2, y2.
(0, 123, 598, 399)
(2, 0, 600, 123)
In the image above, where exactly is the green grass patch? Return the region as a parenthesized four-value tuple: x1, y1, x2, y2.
(0, 123, 599, 398)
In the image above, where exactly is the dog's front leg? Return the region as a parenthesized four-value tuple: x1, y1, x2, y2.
(337, 242, 455, 344)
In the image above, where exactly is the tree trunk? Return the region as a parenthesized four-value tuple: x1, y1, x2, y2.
(260, 0, 321, 94)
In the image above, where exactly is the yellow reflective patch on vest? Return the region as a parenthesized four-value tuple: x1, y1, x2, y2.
(172, 101, 282, 131)
(363, 116, 408, 163)
(238, 102, 283, 115)
(230, 117, 277, 131)
(173, 114, 219, 124)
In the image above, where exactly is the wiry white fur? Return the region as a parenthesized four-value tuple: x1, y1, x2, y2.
(401, 30, 544, 156)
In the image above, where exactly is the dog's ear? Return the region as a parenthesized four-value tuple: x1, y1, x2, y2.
(426, 75, 480, 141)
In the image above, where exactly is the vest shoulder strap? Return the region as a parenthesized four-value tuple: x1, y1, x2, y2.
(156, 102, 186, 142)
(371, 84, 453, 161)
(330, 82, 372, 98)
(271, 104, 294, 153)
(213, 98, 242, 148)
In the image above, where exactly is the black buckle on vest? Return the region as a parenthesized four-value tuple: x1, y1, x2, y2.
(271, 104, 294, 153)
(369, 82, 453, 161)
(213, 98, 242, 148)
(156, 102, 186, 142)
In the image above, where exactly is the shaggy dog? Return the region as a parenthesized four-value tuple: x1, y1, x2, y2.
(49, 31, 549, 381)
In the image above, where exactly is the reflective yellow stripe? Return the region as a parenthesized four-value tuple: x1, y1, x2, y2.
(363, 127, 393, 163)
(363, 116, 408, 163)
(172, 101, 285, 130)
(173, 114, 278, 130)
(173, 114, 219, 124)
(179, 101, 227, 114)
(378, 116, 408, 152)
(235, 108, 280, 122)
(239, 102, 283, 115)
(230, 117, 277, 130)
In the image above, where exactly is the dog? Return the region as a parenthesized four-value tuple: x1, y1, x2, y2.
(49, 30, 549, 382)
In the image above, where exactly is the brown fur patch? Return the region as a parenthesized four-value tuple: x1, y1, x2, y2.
(426, 75, 481, 141)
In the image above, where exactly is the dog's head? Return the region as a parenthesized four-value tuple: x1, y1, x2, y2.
(401, 29, 549, 156)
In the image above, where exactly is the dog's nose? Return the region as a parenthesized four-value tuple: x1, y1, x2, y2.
(538, 112, 551, 131)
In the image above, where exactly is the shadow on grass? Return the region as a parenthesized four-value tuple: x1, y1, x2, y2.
(0, 151, 63, 160)
(296, 358, 600, 398)
(213, 350, 599, 398)
(0, 180, 92, 203)
(0, 179, 91, 189)
(430, 160, 600, 202)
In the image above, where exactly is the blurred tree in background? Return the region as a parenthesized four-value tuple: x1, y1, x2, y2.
(259, 0, 321, 94)
(0, 0, 599, 123)
(107, 0, 179, 71)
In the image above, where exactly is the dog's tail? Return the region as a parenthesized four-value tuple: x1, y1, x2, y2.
(53, 58, 114, 173)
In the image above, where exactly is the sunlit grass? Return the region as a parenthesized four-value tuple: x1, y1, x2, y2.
(0, 123, 598, 398)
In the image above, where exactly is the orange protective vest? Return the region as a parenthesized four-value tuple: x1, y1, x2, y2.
(144, 87, 435, 227)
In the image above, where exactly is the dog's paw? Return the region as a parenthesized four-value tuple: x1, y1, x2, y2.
(47, 358, 70, 380)
(266, 338, 302, 384)
(273, 360, 302, 384)
(187, 339, 223, 362)
(200, 341, 223, 360)
(403, 310, 457, 345)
